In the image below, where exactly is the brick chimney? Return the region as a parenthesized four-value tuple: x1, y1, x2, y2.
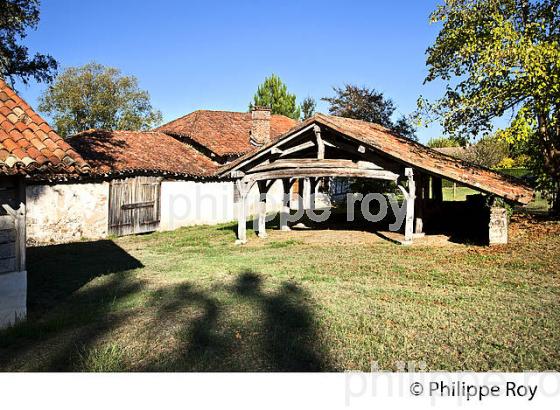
(250, 107, 271, 146)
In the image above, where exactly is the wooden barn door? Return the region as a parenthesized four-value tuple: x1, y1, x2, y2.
(109, 176, 162, 236)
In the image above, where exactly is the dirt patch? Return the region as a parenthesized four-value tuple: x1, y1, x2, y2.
(248, 226, 458, 247)
(246, 213, 559, 248)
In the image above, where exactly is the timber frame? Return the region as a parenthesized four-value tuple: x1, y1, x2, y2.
(219, 114, 534, 245)
(222, 121, 421, 244)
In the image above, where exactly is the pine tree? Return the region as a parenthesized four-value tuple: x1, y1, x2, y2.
(250, 74, 300, 120)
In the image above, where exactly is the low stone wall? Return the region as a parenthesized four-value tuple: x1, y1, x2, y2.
(0, 270, 26, 329)
(26, 182, 109, 245)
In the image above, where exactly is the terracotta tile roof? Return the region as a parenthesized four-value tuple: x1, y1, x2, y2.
(155, 110, 298, 157)
(68, 130, 219, 178)
(0, 78, 90, 175)
(433, 146, 469, 159)
(221, 113, 534, 204)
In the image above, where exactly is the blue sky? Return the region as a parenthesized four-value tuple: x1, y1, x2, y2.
(16, 0, 446, 143)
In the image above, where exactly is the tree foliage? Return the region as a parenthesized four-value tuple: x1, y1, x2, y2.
(322, 84, 417, 140)
(38, 62, 162, 137)
(300, 96, 316, 120)
(419, 0, 560, 211)
(464, 135, 510, 168)
(0, 0, 57, 85)
(427, 137, 461, 148)
(250, 74, 300, 120)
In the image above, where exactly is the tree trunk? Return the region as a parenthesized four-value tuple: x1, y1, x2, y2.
(552, 185, 560, 216)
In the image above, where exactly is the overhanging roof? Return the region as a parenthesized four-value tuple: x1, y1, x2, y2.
(220, 114, 534, 205)
(0, 78, 90, 176)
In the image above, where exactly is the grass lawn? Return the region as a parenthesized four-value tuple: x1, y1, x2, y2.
(0, 212, 559, 372)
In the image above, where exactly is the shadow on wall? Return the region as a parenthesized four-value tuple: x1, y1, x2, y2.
(26, 240, 143, 317)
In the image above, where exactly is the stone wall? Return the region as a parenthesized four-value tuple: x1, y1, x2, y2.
(25, 179, 291, 244)
(26, 182, 109, 245)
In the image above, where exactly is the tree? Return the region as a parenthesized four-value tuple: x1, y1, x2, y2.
(300, 96, 316, 120)
(322, 84, 417, 140)
(38, 62, 162, 137)
(250, 74, 300, 120)
(427, 137, 461, 148)
(464, 135, 510, 168)
(419, 0, 560, 213)
(0, 0, 57, 85)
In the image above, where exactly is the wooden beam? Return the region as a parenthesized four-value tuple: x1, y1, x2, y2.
(244, 167, 399, 182)
(226, 123, 316, 173)
(278, 141, 315, 158)
(314, 125, 325, 159)
(251, 159, 387, 173)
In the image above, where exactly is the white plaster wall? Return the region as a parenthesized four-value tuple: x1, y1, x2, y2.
(245, 179, 284, 216)
(26, 182, 109, 245)
(159, 180, 236, 230)
(0, 270, 26, 329)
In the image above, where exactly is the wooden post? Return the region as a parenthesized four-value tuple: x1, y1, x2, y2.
(309, 177, 320, 211)
(280, 178, 291, 231)
(257, 180, 268, 239)
(235, 179, 251, 245)
(1, 202, 26, 272)
(314, 125, 325, 159)
(14, 203, 25, 272)
(403, 168, 415, 244)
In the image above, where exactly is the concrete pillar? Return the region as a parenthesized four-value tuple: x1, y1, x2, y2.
(489, 206, 508, 245)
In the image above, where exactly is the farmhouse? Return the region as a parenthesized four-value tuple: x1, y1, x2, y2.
(0, 79, 89, 328)
(25, 109, 297, 244)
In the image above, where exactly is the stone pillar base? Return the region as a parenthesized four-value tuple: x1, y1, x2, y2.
(489, 206, 508, 245)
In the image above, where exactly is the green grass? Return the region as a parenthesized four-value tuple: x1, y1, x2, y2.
(0, 214, 559, 372)
(442, 186, 479, 201)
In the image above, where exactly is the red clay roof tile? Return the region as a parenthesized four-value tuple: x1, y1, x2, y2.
(155, 110, 298, 157)
(68, 130, 220, 177)
(0, 78, 90, 175)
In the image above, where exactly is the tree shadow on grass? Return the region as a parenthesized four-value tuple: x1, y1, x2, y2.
(0, 240, 145, 371)
(26, 240, 144, 317)
(234, 270, 329, 371)
(142, 270, 331, 371)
